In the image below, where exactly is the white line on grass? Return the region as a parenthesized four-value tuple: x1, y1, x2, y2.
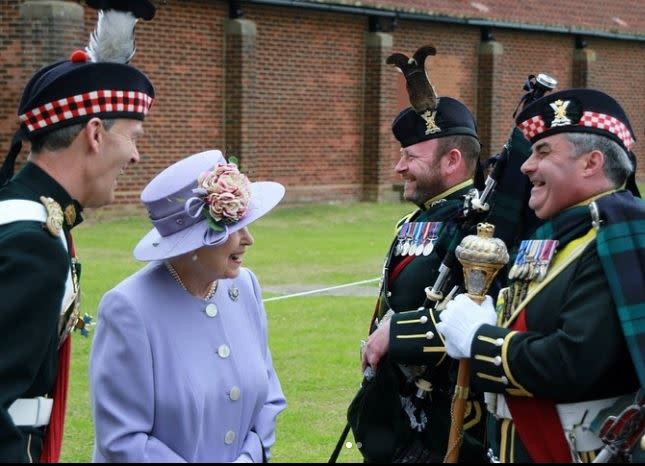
(263, 277, 380, 302)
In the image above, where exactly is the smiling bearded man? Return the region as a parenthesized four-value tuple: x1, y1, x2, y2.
(352, 91, 490, 463)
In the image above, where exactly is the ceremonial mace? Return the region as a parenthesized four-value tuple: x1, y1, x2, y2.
(444, 223, 509, 463)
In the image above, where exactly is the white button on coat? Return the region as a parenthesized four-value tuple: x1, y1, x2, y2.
(229, 386, 241, 401)
(205, 303, 218, 317)
(218, 344, 230, 358)
(224, 430, 236, 444)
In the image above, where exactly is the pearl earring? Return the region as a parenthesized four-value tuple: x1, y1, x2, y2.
(191, 254, 198, 261)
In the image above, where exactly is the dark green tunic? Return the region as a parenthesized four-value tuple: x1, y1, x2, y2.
(386, 194, 643, 462)
(351, 181, 487, 463)
(469, 201, 639, 463)
(0, 163, 82, 462)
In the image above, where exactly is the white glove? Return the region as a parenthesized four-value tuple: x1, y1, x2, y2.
(233, 453, 253, 463)
(436, 294, 496, 359)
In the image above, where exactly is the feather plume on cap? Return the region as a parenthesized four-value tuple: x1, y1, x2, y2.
(85, 0, 157, 63)
(386, 45, 438, 114)
(87, 10, 138, 63)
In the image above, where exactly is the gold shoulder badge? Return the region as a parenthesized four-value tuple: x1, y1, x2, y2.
(421, 110, 441, 135)
(549, 99, 572, 127)
(40, 196, 64, 236)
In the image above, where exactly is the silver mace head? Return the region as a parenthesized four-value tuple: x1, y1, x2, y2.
(456, 223, 509, 303)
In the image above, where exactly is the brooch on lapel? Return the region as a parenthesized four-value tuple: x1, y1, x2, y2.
(228, 285, 239, 301)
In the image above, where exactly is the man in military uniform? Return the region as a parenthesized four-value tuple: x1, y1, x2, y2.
(435, 88, 644, 462)
(0, 1, 155, 461)
(353, 58, 488, 459)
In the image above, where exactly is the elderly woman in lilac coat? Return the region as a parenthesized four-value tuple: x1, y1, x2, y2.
(89, 150, 287, 462)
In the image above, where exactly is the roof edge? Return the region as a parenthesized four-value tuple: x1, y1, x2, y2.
(244, 0, 645, 42)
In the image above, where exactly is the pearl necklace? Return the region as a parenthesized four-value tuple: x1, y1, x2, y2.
(165, 262, 218, 301)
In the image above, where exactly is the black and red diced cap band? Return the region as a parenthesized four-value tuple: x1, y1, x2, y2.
(515, 88, 636, 152)
(392, 96, 479, 148)
(17, 50, 154, 138)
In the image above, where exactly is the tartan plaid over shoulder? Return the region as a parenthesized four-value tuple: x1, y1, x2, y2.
(595, 191, 645, 390)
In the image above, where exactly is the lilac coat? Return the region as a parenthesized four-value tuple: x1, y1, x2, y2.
(89, 262, 287, 462)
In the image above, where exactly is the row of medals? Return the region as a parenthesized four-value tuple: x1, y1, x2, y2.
(501, 238, 559, 321)
(394, 221, 442, 257)
(507, 239, 559, 282)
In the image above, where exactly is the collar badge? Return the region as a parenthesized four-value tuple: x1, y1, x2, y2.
(64, 204, 77, 227)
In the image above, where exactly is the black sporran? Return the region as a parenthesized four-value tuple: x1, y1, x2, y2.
(347, 358, 418, 463)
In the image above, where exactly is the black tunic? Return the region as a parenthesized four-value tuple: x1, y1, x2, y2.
(0, 163, 82, 462)
(351, 181, 487, 463)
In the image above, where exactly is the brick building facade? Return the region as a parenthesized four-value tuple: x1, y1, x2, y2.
(1, 0, 644, 204)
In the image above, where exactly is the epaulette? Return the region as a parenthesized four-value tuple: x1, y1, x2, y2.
(40, 196, 63, 237)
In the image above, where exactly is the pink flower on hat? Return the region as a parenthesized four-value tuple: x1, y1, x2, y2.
(198, 164, 251, 225)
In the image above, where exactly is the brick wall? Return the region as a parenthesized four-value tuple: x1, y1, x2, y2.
(487, 30, 575, 154)
(1, 0, 643, 205)
(586, 37, 644, 168)
(244, 4, 365, 202)
(92, 0, 228, 204)
(0, 1, 22, 162)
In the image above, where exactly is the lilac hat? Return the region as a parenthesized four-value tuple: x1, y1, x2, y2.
(134, 149, 285, 261)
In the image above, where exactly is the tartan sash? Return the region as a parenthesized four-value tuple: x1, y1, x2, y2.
(530, 204, 591, 243)
(594, 191, 645, 390)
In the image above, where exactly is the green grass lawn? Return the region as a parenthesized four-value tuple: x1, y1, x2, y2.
(61, 201, 410, 463)
(55, 183, 645, 462)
